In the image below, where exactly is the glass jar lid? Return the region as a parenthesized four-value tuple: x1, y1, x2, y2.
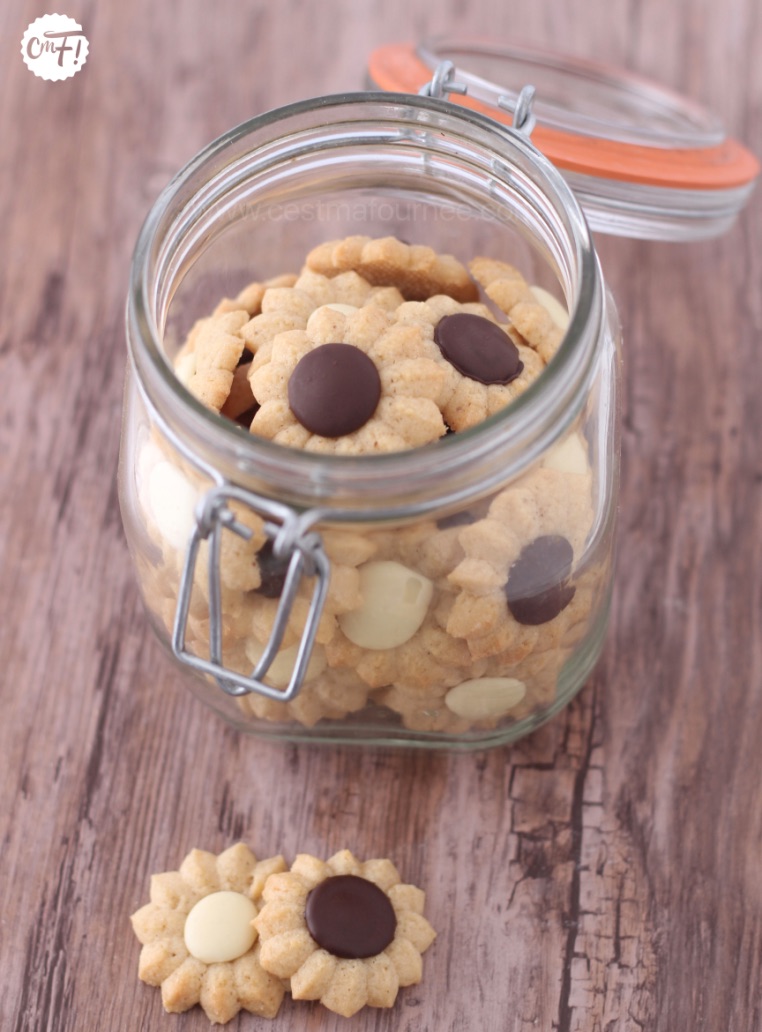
(367, 38, 759, 241)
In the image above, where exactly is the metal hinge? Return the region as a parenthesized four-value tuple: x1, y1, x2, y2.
(172, 483, 330, 702)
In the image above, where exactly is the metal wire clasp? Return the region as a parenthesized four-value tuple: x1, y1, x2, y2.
(419, 60, 536, 139)
(172, 484, 331, 702)
(418, 60, 467, 99)
(419, 61, 537, 140)
(497, 85, 537, 136)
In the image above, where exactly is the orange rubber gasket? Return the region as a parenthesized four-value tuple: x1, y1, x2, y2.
(368, 44, 760, 190)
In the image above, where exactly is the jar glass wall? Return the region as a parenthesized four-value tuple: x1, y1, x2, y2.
(120, 94, 621, 749)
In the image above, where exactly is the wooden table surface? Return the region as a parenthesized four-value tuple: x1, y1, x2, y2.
(2, 1, 761, 1030)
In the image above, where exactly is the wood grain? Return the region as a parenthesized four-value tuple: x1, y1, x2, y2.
(1, 1, 760, 1030)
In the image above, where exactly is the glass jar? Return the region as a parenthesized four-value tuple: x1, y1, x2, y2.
(120, 90, 621, 749)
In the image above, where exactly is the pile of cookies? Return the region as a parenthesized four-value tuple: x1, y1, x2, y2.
(135, 236, 600, 734)
(131, 843, 436, 1022)
(173, 236, 562, 450)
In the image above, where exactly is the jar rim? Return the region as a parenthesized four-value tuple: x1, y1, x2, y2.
(127, 90, 605, 516)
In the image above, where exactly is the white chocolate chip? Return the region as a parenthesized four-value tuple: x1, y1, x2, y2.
(147, 460, 200, 551)
(339, 561, 433, 650)
(244, 641, 326, 689)
(323, 303, 359, 316)
(136, 438, 164, 494)
(531, 286, 570, 331)
(445, 677, 527, 720)
(184, 891, 257, 964)
(542, 433, 589, 476)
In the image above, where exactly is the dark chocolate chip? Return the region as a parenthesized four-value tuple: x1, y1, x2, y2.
(288, 343, 381, 438)
(254, 539, 290, 599)
(505, 535, 576, 625)
(305, 875, 397, 960)
(434, 313, 523, 385)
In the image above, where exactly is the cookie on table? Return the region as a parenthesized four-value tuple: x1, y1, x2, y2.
(130, 844, 287, 1024)
(306, 235, 479, 303)
(255, 849, 436, 1018)
(247, 302, 448, 453)
(469, 256, 566, 364)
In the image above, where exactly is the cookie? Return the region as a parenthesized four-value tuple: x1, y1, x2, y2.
(392, 293, 546, 431)
(173, 270, 404, 422)
(239, 269, 404, 361)
(444, 462, 594, 661)
(469, 257, 565, 364)
(255, 849, 436, 1018)
(248, 303, 447, 453)
(372, 682, 474, 734)
(174, 310, 249, 413)
(212, 272, 299, 317)
(326, 610, 478, 693)
(130, 844, 287, 1024)
(306, 235, 479, 302)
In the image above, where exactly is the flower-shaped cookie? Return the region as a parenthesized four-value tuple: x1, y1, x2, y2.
(130, 844, 287, 1024)
(212, 272, 298, 317)
(444, 460, 594, 660)
(306, 235, 479, 303)
(255, 849, 436, 1018)
(440, 563, 607, 729)
(174, 310, 249, 413)
(393, 294, 546, 431)
(469, 257, 566, 364)
(248, 303, 447, 453)
(173, 270, 403, 421)
(240, 269, 404, 363)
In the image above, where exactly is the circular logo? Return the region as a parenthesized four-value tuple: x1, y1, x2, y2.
(21, 14, 88, 81)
